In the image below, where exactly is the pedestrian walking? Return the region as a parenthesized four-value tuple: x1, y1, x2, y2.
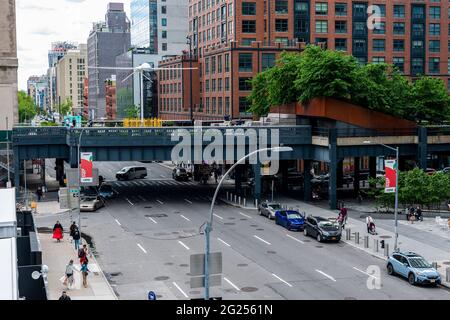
(52, 221, 64, 242)
(72, 226, 81, 251)
(64, 260, 75, 289)
(214, 168, 219, 184)
(80, 259, 90, 288)
(69, 222, 77, 240)
(337, 207, 348, 229)
(78, 244, 90, 265)
(58, 291, 71, 300)
(366, 215, 376, 234)
(415, 206, 423, 222)
(408, 207, 416, 224)
(36, 186, 43, 201)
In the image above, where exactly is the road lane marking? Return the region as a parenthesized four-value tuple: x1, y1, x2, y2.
(213, 213, 224, 220)
(286, 234, 305, 244)
(156, 200, 164, 205)
(184, 199, 193, 204)
(224, 277, 241, 291)
(352, 267, 379, 279)
(125, 198, 134, 206)
(239, 212, 252, 219)
(272, 273, 293, 287)
(137, 243, 148, 254)
(315, 269, 337, 282)
(114, 219, 121, 226)
(148, 217, 157, 224)
(253, 235, 271, 245)
(160, 175, 166, 178)
(178, 241, 190, 250)
(180, 215, 191, 222)
(217, 238, 231, 247)
(173, 282, 188, 298)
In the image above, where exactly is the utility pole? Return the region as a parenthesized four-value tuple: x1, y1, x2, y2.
(6, 117, 11, 188)
(187, 36, 194, 124)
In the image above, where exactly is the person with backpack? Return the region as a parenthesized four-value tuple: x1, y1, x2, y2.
(78, 244, 90, 265)
(80, 258, 90, 288)
(72, 227, 81, 251)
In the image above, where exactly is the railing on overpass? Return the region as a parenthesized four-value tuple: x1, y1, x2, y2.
(312, 127, 419, 138)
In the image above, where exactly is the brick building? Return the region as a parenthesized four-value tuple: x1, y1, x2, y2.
(105, 76, 117, 120)
(159, 0, 450, 120)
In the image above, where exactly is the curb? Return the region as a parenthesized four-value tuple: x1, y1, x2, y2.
(219, 197, 258, 211)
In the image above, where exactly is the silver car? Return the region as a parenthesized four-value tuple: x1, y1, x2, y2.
(259, 202, 282, 219)
(80, 196, 105, 212)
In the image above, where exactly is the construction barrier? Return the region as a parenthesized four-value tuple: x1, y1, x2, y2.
(123, 118, 163, 128)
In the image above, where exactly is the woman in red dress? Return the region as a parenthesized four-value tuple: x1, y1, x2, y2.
(52, 221, 64, 242)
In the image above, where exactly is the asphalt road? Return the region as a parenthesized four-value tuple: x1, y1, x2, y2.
(36, 162, 450, 300)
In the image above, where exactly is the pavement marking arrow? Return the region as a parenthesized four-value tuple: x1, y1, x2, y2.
(137, 243, 148, 254)
(286, 234, 304, 244)
(217, 238, 231, 247)
(239, 212, 252, 219)
(272, 273, 293, 287)
(173, 282, 189, 298)
(114, 219, 121, 226)
(184, 199, 193, 204)
(180, 215, 191, 222)
(315, 269, 337, 282)
(148, 217, 158, 224)
(224, 277, 241, 291)
(352, 266, 379, 279)
(178, 241, 190, 250)
(253, 235, 271, 245)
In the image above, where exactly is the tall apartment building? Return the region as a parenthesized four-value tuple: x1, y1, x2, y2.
(55, 44, 87, 115)
(87, 2, 131, 120)
(27, 75, 49, 112)
(105, 75, 117, 120)
(159, 0, 450, 121)
(0, 0, 18, 131)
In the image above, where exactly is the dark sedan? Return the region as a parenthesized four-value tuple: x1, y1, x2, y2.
(304, 216, 341, 242)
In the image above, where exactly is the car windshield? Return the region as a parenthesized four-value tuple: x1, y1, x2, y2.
(100, 185, 112, 191)
(269, 204, 281, 210)
(118, 168, 127, 173)
(409, 257, 432, 268)
(82, 197, 96, 201)
(287, 213, 303, 220)
(318, 221, 340, 230)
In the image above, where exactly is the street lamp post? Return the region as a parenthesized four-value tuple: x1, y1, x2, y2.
(76, 124, 91, 232)
(364, 141, 399, 251)
(186, 36, 194, 124)
(203, 146, 293, 300)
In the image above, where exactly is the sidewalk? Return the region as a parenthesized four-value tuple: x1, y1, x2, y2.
(39, 232, 117, 300)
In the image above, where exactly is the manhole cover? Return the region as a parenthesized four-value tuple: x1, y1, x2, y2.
(189, 291, 201, 295)
(442, 262, 450, 265)
(304, 240, 311, 242)
(172, 232, 179, 235)
(147, 214, 168, 218)
(379, 235, 392, 239)
(154, 276, 170, 281)
(241, 287, 258, 292)
(240, 218, 247, 221)
(164, 262, 174, 266)
(109, 272, 122, 277)
(256, 228, 264, 231)
(237, 264, 248, 267)
(144, 206, 153, 209)
(267, 251, 277, 254)
(179, 264, 189, 267)
(154, 232, 170, 236)
(82, 217, 88, 220)
(174, 211, 180, 214)
(224, 223, 235, 226)
(250, 225, 258, 227)
(135, 233, 143, 236)
(344, 297, 357, 300)
(316, 246, 324, 248)
(228, 217, 236, 220)
(109, 236, 116, 239)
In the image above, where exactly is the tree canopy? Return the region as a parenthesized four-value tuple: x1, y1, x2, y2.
(58, 98, 73, 116)
(247, 45, 450, 123)
(124, 105, 140, 119)
(18, 90, 37, 123)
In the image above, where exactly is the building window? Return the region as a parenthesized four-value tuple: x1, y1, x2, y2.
(241, 38, 256, 46)
(162, 30, 167, 38)
(448, 58, 450, 74)
(373, 22, 385, 34)
(211, 56, 216, 74)
(315, 3, 328, 15)
(373, 4, 385, 17)
(353, 21, 366, 35)
(161, 6, 167, 14)
(217, 56, 222, 73)
(262, 53, 276, 70)
(429, 23, 440, 36)
(393, 39, 405, 52)
(218, 78, 223, 91)
(394, 5, 405, 18)
(335, 21, 347, 33)
(225, 97, 230, 115)
(372, 57, 385, 64)
(206, 97, 210, 114)
(225, 54, 230, 72)
(429, 40, 441, 53)
(239, 53, 253, 72)
(242, 20, 256, 33)
(242, 2, 256, 15)
(315, 21, 328, 33)
(412, 6, 425, 19)
(225, 77, 230, 91)
(353, 39, 366, 53)
(393, 57, 404, 73)
(412, 58, 424, 75)
(393, 22, 405, 35)
(275, 0, 288, 14)
(205, 57, 209, 74)
(239, 97, 250, 115)
(429, 57, 440, 74)
(162, 43, 167, 51)
(212, 97, 216, 114)
(372, 39, 385, 52)
(239, 77, 252, 91)
(275, 37, 289, 45)
(218, 97, 223, 115)
(162, 18, 167, 26)
(335, 38, 347, 51)
(429, 6, 440, 19)
(335, 3, 347, 16)
(205, 80, 210, 92)
(275, 19, 288, 32)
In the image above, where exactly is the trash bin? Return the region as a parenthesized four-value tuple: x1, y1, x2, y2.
(380, 240, 385, 249)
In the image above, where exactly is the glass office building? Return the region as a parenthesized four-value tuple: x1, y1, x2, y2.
(131, 0, 158, 52)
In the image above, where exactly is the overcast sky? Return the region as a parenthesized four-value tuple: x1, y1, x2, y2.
(16, 0, 132, 90)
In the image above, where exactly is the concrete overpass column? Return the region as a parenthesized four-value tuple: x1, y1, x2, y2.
(234, 164, 243, 195)
(418, 127, 428, 170)
(353, 157, 361, 197)
(303, 159, 312, 201)
(328, 129, 338, 210)
(369, 156, 377, 188)
(69, 146, 78, 168)
(337, 159, 344, 188)
(253, 163, 262, 201)
(281, 161, 288, 192)
(55, 159, 65, 187)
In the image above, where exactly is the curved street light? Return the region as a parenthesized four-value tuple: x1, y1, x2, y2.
(203, 146, 293, 300)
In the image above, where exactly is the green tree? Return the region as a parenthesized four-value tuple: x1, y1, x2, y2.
(247, 70, 272, 116)
(58, 98, 73, 116)
(18, 90, 37, 123)
(124, 105, 140, 118)
(409, 77, 450, 123)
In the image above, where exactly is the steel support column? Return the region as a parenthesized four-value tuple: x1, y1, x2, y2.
(418, 127, 427, 170)
(354, 157, 361, 196)
(328, 129, 338, 210)
(253, 163, 262, 201)
(303, 159, 312, 201)
(337, 159, 344, 188)
(234, 164, 243, 195)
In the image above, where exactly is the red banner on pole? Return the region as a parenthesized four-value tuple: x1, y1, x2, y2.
(384, 159, 397, 193)
(80, 152, 93, 183)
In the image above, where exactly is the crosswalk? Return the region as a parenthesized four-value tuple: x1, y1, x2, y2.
(114, 193, 213, 204)
(111, 179, 199, 187)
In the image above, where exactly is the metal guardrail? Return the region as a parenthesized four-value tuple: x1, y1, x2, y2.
(312, 127, 419, 137)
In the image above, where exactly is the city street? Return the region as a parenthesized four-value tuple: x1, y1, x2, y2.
(36, 161, 450, 300)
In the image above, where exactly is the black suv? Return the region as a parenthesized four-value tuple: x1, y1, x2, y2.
(172, 167, 189, 181)
(304, 216, 341, 242)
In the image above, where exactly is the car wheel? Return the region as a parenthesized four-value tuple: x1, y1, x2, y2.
(259, 210, 263, 216)
(304, 228, 308, 237)
(408, 273, 416, 285)
(387, 264, 395, 276)
(317, 234, 322, 242)
(275, 218, 279, 225)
